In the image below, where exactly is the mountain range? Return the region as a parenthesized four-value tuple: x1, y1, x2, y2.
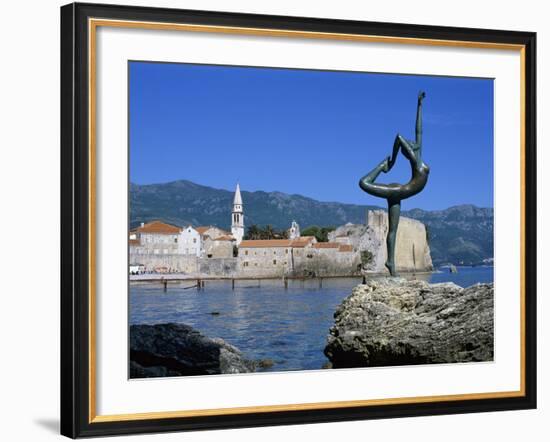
(130, 180, 493, 266)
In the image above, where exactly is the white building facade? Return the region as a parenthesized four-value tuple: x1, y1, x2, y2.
(178, 225, 202, 256)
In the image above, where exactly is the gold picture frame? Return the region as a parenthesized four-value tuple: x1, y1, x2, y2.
(61, 2, 537, 438)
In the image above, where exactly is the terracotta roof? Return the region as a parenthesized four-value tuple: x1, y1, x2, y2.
(312, 242, 340, 249)
(239, 239, 292, 248)
(213, 235, 235, 241)
(136, 220, 181, 234)
(336, 234, 348, 238)
(289, 239, 313, 248)
(338, 244, 353, 252)
(129, 239, 140, 246)
(196, 226, 230, 236)
(239, 237, 315, 248)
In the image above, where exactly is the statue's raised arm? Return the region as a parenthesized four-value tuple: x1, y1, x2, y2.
(415, 91, 425, 154)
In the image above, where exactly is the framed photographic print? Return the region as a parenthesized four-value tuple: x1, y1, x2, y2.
(60, 2, 537, 438)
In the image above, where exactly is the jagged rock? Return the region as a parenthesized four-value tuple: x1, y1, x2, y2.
(130, 323, 256, 378)
(324, 278, 493, 367)
(258, 359, 275, 369)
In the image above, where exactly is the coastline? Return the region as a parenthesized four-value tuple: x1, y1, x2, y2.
(129, 271, 434, 283)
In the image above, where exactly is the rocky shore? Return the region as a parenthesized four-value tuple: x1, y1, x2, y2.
(130, 323, 256, 378)
(324, 278, 494, 368)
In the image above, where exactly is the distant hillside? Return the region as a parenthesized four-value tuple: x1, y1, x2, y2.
(403, 206, 493, 266)
(130, 180, 493, 266)
(130, 180, 378, 231)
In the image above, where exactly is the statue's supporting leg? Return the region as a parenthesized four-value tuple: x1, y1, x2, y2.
(385, 199, 401, 276)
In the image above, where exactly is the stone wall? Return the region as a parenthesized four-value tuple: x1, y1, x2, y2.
(130, 253, 239, 277)
(291, 249, 361, 277)
(197, 258, 238, 278)
(328, 210, 432, 273)
(130, 254, 199, 274)
(203, 238, 234, 258)
(235, 246, 360, 278)
(132, 249, 360, 278)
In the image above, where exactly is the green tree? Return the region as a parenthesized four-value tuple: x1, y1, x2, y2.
(244, 224, 261, 240)
(264, 224, 275, 239)
(361, 250, 373, 265)
(244, 224, 288, 240)
(301, 225, 335, 242)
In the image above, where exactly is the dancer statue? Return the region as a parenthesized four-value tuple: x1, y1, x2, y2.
(359, 91, 429, 276)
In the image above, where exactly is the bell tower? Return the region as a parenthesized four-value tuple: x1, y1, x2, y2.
(231, 183, 244, 245)
(289, 221, 300, 240)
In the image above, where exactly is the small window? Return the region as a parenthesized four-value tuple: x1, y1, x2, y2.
(285, 249, 288, 254)
(243, 261, 249, 267)
(174, 238, 178, 243)
(273, 260, 277, 265)
(193, 238, 197, 243)
(245, 250, 248, 255)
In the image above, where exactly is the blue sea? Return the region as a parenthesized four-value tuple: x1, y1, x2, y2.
(130, 266, 493, 373)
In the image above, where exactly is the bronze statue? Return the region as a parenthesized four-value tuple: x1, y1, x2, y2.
(359, 91, 429, 276)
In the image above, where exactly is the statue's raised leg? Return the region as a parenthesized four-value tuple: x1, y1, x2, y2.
(358, 156, 391, 198)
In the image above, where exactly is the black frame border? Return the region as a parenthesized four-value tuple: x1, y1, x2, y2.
(60, 2, 537, 438)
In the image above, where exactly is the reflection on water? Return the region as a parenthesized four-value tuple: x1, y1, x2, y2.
(130, 267, 493, 373)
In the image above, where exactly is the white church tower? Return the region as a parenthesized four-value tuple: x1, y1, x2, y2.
(231, 183, 244, 245)
(288, 220, 300, 240)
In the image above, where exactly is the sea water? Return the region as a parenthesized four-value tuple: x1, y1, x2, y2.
(130, 266, 493, 373)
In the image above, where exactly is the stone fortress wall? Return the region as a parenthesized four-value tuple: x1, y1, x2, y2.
(237, 243, 360, 279)
(328, 210, 433, 274)
(129, 248, 359, 278)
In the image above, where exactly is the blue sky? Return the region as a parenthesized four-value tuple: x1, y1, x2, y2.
(129, 61, 493, 210)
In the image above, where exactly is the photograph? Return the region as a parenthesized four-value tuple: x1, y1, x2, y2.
(128, 61, 495, 378)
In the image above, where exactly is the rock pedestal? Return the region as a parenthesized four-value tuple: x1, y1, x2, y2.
(324, 278, 493, 367)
